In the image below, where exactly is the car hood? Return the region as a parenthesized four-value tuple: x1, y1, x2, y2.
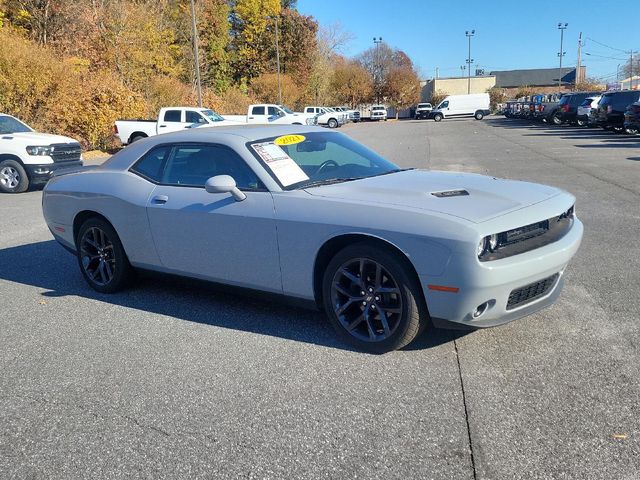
(3, 131, 79, 144)
(303, 170, 562, 223)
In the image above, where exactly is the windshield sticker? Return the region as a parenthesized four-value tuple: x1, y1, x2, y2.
(251, 142, 309, 187)
(274, 134, 306, 146)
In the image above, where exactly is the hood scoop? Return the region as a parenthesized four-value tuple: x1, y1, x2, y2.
(430, 189, 469, 198)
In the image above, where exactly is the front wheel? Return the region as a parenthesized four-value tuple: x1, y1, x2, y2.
(0, 159, 29, 194)
(551, 113, 563, 125)
(474, 111, 484, 120)
(76, 218, 135, 293)
(576, 118, 587, 127)
(322, 243, 427, 353)
(433, 113, 443, 122)
(328, 118, 338, 129)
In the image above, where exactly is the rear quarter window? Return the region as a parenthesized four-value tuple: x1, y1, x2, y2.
(130, 146, 171, 183)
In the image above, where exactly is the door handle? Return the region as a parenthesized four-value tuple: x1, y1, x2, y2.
(151, 195, 169, 204)
(159, 125, 167, 128)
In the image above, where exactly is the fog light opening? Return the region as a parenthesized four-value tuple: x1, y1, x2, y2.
(473, 301, 490, 318)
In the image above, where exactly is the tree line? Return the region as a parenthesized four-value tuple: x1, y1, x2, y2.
(0, 0, 420, 149)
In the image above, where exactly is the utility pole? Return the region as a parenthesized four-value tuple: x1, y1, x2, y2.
(190, 0, 202, 107)
(557, 23, 568, 91)
(373, 37, 383, 103)
(466, 30, 475, 94)
(435, 67, 439, 79)
(631, 50, 636, 90)
(275, 16, 281, 105)
(576, 31, 583, 89)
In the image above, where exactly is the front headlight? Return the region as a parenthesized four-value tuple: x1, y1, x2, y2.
(26, 145, 53, 156)
(477, 234, 499, 258)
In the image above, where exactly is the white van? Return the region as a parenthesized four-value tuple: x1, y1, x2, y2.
(430, 93, 491, 122)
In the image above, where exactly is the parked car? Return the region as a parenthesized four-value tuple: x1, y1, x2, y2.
(430, 94, 490, 122)
(414, 103, 433, 119)
(595, 90, 640, 132)
(0, 113, 82, 193)
(623, 101, 640, 135)
(223, 104, 317, 127)
(42, 125, 583, 353)
(370, 105, 388, 121)
(548, 92, 602, 125)
(303, 106, 346, 128)
(576, 95, 601, 127)
(331, 106, 361, 123)
(115, 107, 242, 146)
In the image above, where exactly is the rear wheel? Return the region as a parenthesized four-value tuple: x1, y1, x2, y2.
(76, 218, 135, 293)
(328, 118, 338, 129)
(551, 113, 563, 125)
(0, 159, 29, 194)
(322, 243, 427, 353)
(129, 134, 147, 144)
(433, 113, 443, 122)
(576, 118, 587, 127)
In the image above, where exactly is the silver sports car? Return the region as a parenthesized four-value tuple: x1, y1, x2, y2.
(42, 125, 583, 352)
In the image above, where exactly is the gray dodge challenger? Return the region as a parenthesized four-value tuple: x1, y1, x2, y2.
(42, 125, 583, 352)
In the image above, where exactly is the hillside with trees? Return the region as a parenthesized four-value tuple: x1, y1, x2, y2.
(0, 0, 420, 149)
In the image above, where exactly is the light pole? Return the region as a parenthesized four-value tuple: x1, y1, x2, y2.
(557, 23, 568, 91)
(373, 37, 382, 103)
(275, 16, 281, 105)
(465, 30, 475, 94)
(189, 0, 202, 107)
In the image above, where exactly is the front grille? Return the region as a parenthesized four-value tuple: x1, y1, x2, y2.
(507, 274, 558, 310)
(50, 143, 82, 163)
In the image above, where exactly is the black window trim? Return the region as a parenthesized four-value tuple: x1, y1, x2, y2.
(129, 142, 267, 192)
(163, 109, 183, 123)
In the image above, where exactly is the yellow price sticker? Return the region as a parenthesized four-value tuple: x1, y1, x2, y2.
(274, 134, 306, 146)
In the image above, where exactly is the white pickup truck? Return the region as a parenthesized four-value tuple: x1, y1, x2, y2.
(115, 107, 241, 146)
(303, 106, 346, 128)
(0, 113, 82, 193)
(224, 104, 317, 125)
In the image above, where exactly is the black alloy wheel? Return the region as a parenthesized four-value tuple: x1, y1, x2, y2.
(323, 243, 427, 353)
(77, 218, 134, 293)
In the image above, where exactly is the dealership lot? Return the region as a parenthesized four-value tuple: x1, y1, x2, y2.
(1, 119, 639, 479)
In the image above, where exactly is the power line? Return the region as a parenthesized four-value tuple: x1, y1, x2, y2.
(586, 37, 627, 53)
(584, 52, 627, 61)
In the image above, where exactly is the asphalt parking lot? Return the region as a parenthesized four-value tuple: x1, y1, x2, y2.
(1, 118, 639, 479)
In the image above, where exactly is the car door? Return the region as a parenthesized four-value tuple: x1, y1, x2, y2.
(185, 110, 209, 127)
(144, 143, 282, 293)
(248, 105, 268, 124)
(158, 109, 190, 134)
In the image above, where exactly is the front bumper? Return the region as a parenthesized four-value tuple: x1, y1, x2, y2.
(25, 161, 83, 185)
(421, 217, 583, 328)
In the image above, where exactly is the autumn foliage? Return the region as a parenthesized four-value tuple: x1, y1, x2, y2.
(0, 0, 423, 149)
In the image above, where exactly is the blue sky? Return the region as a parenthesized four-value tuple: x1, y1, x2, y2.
(297, 0, 639, 82)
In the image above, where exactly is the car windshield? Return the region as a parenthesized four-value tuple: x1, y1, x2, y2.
(418, 104, 430, 108)
(201, 109, 225, 122)
(279, 105, 294, 114)
(0, 115, 32, 134)
(249, 131, 404, 190)
(372, 106, 384, 110)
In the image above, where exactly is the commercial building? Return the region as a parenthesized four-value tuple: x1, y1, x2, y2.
(421, 76, 496, 102)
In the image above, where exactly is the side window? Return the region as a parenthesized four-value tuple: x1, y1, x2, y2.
(441, 101, 449, 108)
(130, 146, 170, 183)
(267, 106, 279, 116)
(162, 145, 263, 190)
(164, 110, 182, 122)
(185, 111, 206, 124)
(251, 106, 265, 115)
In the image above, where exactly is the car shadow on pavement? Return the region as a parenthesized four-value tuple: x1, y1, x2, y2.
(0, 240, 469, 353)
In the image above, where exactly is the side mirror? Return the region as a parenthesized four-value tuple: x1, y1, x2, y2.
(205, 175, 246, 202)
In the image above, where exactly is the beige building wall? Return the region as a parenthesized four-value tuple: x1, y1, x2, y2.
(422, 76, 496, 101)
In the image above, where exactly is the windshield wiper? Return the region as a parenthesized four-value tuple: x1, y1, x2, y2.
(299, 177, 361, 189)
(371, 167, 414, 177)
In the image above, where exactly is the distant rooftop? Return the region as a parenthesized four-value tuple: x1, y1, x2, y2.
(490, 67, 578, 88)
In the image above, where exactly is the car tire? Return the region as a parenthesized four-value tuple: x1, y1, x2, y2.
(576, 118, 586, 127)
(433, 113, 443, 122)
(474, 111, 484, 120)
(322, 242, 427, 353)
(625, 127, 639, 135)
(129, 134, 147, 144)
(551, 113, 563, 125)
(328, 118, 338, 129)
(76, 217, 135, 294)
(0, 159, 29, 194)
